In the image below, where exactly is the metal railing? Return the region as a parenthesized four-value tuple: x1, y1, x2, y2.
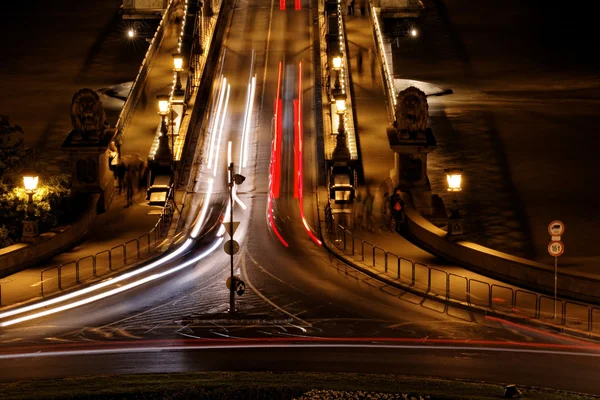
(38, 185, 175, 298)
(323, 203, 600, 334)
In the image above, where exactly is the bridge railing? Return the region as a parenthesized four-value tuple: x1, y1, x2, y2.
(323, 202, 599, 334)
(33, 185, 175, 300)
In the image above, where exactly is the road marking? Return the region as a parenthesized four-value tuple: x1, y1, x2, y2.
(242, 251, 311, 327)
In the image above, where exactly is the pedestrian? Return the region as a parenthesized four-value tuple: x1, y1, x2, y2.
(363, 188, 374, 232)
(125, 163, 135, 207)
(369, 47, 376, 84)
(114, 131, 124, 158)
(116, 159, 126, 195)
(360, 0, 365, 17)
(390, 188, 405, 231)
(108, 141, 118, 179)
(140, 81, 149, 110)
(353, 191, 363, 230)
(357, 48, 363, 77)
(350, 0, 355, 15)
(381, 191, 389, 222)
(346, 0, 352, 15)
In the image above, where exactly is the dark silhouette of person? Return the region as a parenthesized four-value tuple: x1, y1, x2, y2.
(357, 48, 364, 77)
(116, 160, 127, 195)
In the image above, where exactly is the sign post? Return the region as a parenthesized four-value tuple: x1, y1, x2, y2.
(225, 163, 245, 314)
(547, 221, 565, 319)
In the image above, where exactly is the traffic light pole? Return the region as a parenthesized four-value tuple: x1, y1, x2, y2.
(229, 162, 235, 314)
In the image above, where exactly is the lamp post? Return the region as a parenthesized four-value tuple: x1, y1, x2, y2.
(228, 163, 245, 314)
(155, 94, 173, 165)
(444, 168, 463, 236)
(172, 53, 184, 97)
(22, 173, 39, 243)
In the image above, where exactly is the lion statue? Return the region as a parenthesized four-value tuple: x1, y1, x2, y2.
(70, 88, 108, 141)
(394, 86, 428, 140)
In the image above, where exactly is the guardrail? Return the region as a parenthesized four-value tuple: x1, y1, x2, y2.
(368, 1, 396, 124)
(323, 203, 600, 334)
(37, 185, 175, 298)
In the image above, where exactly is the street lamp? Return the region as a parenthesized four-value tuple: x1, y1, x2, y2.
(155, 94, 173, 164)
(444, 168, 463, 235)
(445, 168, 462, 192)
(335, 98, 346, 114)
(172, 53, 184, 96)
(332, 53, 342, 71)
(22, 173, 39, 242)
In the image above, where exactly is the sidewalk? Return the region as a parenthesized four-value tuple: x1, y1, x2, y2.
(333, 14, 600, 334)
(0, 17, 183, 308)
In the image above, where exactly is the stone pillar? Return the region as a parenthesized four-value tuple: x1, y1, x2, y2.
(63, 135, 115, 212)
(62, 88, 116, 212)
(387, 127, 436, 216)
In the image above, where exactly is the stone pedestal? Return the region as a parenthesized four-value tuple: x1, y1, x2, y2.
(62, 128, 116, 212)
(387, 126, 436, 215)
(21, 218, 39, 243)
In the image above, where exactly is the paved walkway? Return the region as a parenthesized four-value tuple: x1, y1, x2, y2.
(0, 14, 182, 308)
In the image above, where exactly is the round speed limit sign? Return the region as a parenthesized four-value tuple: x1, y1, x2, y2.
(548, 241, 564, 257)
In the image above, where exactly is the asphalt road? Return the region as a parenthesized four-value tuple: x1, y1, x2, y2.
(1, 343, 600, 395)
(0, 0, 599, 395)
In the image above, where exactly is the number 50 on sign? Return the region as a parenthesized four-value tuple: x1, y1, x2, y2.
(548, 241, 564, 257)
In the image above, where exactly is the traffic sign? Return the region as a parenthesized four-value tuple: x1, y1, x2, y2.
(548, 241, 564, 257)
(223, 221, 240, 237)
(548, 220, 565, 237)
(223, 240, 240, 255)
(226, 276, 246, 296)
(235, 280, 246, 296)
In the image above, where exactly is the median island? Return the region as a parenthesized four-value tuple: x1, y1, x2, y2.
(0, 372, 594, 400)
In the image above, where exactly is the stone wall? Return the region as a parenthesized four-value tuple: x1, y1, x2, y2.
(0, 195, 99, 278)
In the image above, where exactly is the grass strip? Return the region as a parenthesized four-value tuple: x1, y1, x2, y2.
(0, 371, 597, 400)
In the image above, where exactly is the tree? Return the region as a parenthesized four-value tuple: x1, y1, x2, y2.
(0, 116, 71, 248)
(0, 115, 28, 181)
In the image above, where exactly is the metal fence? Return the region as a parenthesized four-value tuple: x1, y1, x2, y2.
(324, 203, 600, 334)
(37, 185, 175, 298)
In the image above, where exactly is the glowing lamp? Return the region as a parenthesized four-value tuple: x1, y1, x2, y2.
(172, 53, 183, 71)
(411, 29, 418, 37)
(335, 99, 346, 114)
(332, 55, 342, 70)
(444, 168, 463, 192)
(157, 95, 170, 115)
(127, 29, 135, 38)
(23, 175, 39, 192)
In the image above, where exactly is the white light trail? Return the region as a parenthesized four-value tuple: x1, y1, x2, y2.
(1, 239, 223, 327)
(207, 78, 227, 169)
(242, 76, 256, 169)
(189, 178, 214, 238)
(0, 238, 192, 321)
(2, 343, 600, 360)
(213, 83, 231, 177)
